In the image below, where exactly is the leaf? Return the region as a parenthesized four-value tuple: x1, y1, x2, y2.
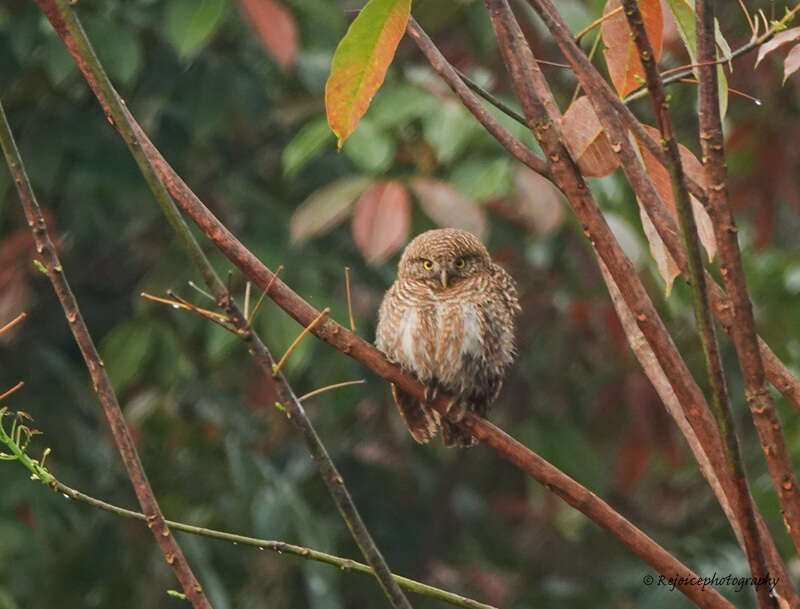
(663, 0, 729, 116)
(83, 17, 143, 85)
(289, 176, 371, 244)
(101, 321, 155, 395)
(449, 158, 512, 203)
(282, 119, 334, 176)
(634, 125, 716, 294)
(351, 181, 410, 264)
(236, 0, 298, 69)
(409, 177, 488, 239)
(784, 43, 800, 82)
(422, 101, 482, 164)
(510, 165, 565, 235)
(325, 0, 411, 148)
(165, 0, 228, 60)
(560, 96, 619, 177)
(602, 0, 663, 98)
(756, 26, 800, 67)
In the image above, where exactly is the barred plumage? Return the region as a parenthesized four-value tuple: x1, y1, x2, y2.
(375, 228, 520, 447)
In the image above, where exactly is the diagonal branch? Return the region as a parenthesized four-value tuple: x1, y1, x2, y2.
(34, 2, 741, 604)
(695, 0, 800, 557)
(621, 3, 774, 607)
(0, 103, 213, 609)
(33, 3, 414, 607)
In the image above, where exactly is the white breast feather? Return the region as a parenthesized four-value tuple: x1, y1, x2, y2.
(460, 304, 483, 358)
(397, 307, 420, 370)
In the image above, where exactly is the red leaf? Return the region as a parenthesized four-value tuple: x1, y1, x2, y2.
(602, 0, 663, 98)
(755, 26, 800, 67)
(561, 96, 619, 177)
(237, 0, 298, 69)
(352, 181, 410, 264)
(409, 177, 487, 239)
(511, 165, 565, 234)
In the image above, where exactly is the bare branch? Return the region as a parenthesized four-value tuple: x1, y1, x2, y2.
(696, 0, 800, 558)
(621, 3, 774, 606)
(0, 102, 213, 609)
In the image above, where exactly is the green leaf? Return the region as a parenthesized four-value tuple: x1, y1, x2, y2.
(342, 118, 395, 173)
(165, 0, 228, 60)
(664, 0, 729, 116)
(449, 158, 512, 203)
(101, 321, 155, 395)
(282, 119, 335, 176)
(423, 101, 481, 164)
(289, 176, 372, 244)
(325, 0, 411, 148)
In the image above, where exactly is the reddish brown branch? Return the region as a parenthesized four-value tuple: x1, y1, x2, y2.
(621, 3, 773, 606)
(406, 17, 550, 180)
(520, 0, 800, 414)
(0, 105, 212, 609)
(34, 1, 742, 601)
(695, 0, 800, 559)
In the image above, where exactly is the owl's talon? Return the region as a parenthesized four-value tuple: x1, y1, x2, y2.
(445, 399, 467, 423)
(423, 384, 439, 404)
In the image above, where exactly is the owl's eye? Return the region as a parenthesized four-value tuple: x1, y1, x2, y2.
(455, 258, 466, 269)
(422, 259, 434, 270)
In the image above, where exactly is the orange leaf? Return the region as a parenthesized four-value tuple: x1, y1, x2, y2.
(602, 0, 663, 98)
(635, 125, 716, 294)
(561, 96, 619, 177)
(352, 181, 410, 264)
(325, 0, 411, 148)
(237, 0, 298, 69)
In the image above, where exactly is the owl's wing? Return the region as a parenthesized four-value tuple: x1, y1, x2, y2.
(391, 385, 439, 444)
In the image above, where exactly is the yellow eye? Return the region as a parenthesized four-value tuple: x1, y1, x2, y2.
(422, 259, 434, 270)
(455, 258, 466, 269)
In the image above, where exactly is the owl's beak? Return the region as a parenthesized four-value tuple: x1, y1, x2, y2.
(440, 269, 448, 289)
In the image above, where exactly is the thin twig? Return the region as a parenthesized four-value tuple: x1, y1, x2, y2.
(0, 382, 25, 403)
(406, 17, 550, 179)
(574, 5, 622, 42)
(345, 267, 357, 333)
(248, 264, 283, 328)
(273, 307, 330, 377)
(696, 0, 800, 560)
(0, 312, 27, 335)
(299, 379, 365, 403)
(39, 476, 494, 609)
(244, 281, 251, 321)
(621, 2, 773, 607)
(0, 101, 213, 609)
(140, 292, 230, 323)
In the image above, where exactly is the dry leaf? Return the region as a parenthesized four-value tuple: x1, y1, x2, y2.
(561, 96, 619, 177)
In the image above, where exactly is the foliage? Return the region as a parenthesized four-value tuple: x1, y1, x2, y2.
(0, 1, 800, 608)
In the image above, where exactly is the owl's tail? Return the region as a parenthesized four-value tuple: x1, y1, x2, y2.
(391, 385, 439, 444)
(442, 420, 478, 448)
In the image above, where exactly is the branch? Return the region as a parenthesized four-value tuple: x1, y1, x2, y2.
(32, 3, 417, 608)
(0, 103, 213, 609)
(32, 2, 745, 605)
(621, 3, 774, 607)
(412, 7, 800, 416)
(40, 469, 494, 608)
(405, 17, 550, 180)
(695, 0, 800, 558)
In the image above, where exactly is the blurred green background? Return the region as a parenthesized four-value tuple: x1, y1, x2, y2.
(1, 1, 800, 608)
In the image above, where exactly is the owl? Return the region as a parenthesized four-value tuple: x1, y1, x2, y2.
(376, 228, 520, 447)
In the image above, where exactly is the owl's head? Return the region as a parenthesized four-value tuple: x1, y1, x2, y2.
(397, 228, 492, 289)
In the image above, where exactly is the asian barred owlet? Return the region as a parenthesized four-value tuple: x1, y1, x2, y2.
(375, 228, 520, 447)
